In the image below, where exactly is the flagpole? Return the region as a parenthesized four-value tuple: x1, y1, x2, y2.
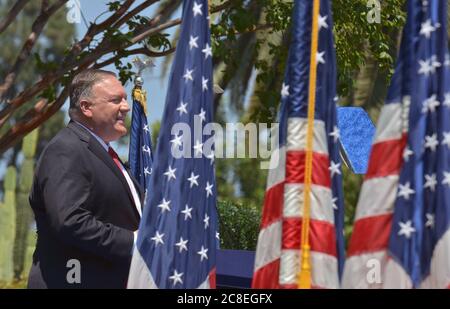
(298, 0, 321, 289)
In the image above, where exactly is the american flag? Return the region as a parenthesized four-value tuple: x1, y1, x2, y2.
(127, 0, 218, 289)
(128, 86, 153, 194)
(342, 0, 450, 288)
(252, 0, 345, 289)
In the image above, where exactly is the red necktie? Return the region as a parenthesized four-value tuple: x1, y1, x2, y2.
(108, 146, 122, 171)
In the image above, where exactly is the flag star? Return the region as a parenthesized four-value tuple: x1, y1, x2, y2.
(403, 147, 413, 162)
(420, 19, 437, 38)
(318, 15, 328, 30)
(445, 54, 450, 67)
(170, 133, 183, 148)
(202, 43, 212, 59)
(216, 232, 220, 240)
(176, 101, 188, 115)
(197, 246, 208, 261)
(203, 213, 209, 229)
(189, 35, 199, 50)
(194, 140, 204, 156)
(169, 270, 183, 286)
(144, 166, 151, 176)
(164, 165, 177, 181)
(397, 182, 415, 200)
(442, 171, 450, 187)
(151, 231, 164, 246)
(442, 132, 450, 148)
(418, 59, 433, 75)
(192, 1, 203, 17)
(425, 213, 434, 228)
(431, 55, 441, 70)
(175, 237, 188, 253)
(181, 204, 193, 220)
(196, 108, 206, 122)
(329, 126, 340, 143)
(334, 96, 339, 102)
(281, 83, 290, 98)
(183, 69, 194, 82)
(398, 221, 416, 239)
(316, 51, 326, 64)
(187, 172, 199, 188)
(142, 145, 151, 155)
(332, 197, 338, 210)
(158, 198, 171, 213)
(205, 181, 213, 197)
(424, 134, 439, 152)
(443, 93, 450, 108)
(424, 173, 437, 191)
(421, 94, 440, 113)
(143, 124, 150, 133)
(206, 151, 215, 165)
(329, 161, 341, 177)
(202, 76, 209, 91)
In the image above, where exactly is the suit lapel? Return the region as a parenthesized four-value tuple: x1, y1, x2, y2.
(68, 121, 136, 209)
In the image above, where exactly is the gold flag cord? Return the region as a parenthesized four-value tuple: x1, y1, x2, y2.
(298, 0, 321, 289)
(132, 87, 147, 115)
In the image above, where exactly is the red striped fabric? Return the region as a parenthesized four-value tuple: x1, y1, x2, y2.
(342, 103, 407, 288)
(252, 118, 339, 289)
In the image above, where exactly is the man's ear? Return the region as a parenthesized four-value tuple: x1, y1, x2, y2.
(79, 100, 93, 118)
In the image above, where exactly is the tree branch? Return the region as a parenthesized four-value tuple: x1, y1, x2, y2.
(0, 0, 68, 102)
(0, 0, 31, 35)
(0, 88, 69, 154)
(0, 0, 241, 153)
(112, 0, 160, 29)
(130, 0, 236, 44)
(93, 47, 175, 69)
(66, 0, 135, 64)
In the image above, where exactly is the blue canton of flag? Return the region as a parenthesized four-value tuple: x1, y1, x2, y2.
(127, 0, 218, 289)
(128, 87, 153, 196)
(389, 0, 450, 288)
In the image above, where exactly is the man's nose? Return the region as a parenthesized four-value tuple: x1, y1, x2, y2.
(121, 98, 130, 112)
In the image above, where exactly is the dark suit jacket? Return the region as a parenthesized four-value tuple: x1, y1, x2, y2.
(28, 121, 143, 289)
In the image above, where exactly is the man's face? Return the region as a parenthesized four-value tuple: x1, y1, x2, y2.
(87, 76, 130, 142)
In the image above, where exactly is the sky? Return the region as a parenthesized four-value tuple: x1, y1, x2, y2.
(70, 0, 183, 155)
(74, 0, 179, 126)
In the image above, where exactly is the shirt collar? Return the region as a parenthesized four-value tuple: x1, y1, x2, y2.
(74, 120, 109, 152)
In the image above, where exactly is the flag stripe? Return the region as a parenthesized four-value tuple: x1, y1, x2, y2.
(354, 175, 398, 220)
(282, 218, 337, 256)
(254, 221, 282, 271)
(365, 136, 406, 180)
(285, 151, 331, 187)
(284, 183, 334, 223)
(373, 103, 405, 143)
(287, 118, 329, 154)
(260, 183, 284, 228)
(253, 259, 280, 289)
(347, 214, 393, 256)
(279, 250, 338, 288)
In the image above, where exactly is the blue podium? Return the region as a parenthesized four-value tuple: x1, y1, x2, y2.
(216, 250, 255, 289)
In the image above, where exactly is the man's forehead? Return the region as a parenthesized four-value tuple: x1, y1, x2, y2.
(92, 76, 125, 96)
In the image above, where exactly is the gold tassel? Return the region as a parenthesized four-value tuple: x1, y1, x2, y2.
(132, 87, 147, 115)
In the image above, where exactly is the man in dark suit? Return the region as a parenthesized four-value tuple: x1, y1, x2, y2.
(28, 69, 143, 288)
